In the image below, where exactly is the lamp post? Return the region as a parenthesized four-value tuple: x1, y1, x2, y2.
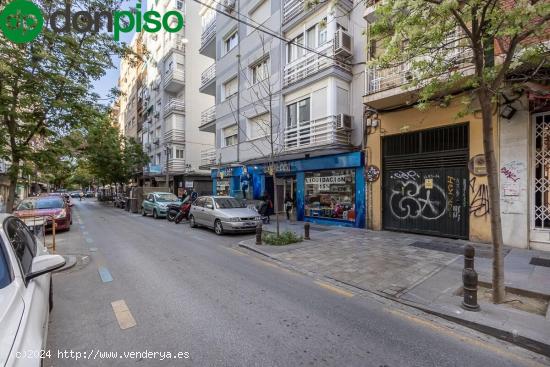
(165, 144, 171, 192)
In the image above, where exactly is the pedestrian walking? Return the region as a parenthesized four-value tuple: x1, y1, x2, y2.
(284, 193, 293, 221)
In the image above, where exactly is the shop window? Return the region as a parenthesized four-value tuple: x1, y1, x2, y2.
(223, 125, 238, 147)
(217, 179, 230, 196)
(305, 169, 355, 221)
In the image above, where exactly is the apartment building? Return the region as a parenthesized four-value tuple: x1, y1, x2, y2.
(123, 0, 215, 193)
(362, 3, 550, 250)
(199, 0, 367, 228)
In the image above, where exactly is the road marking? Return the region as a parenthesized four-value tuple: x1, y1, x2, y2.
(386, 308, 548, 367)
(111, 300, 137, 330)
(314, 281, 354, 298)
(98, 266, 113, 283)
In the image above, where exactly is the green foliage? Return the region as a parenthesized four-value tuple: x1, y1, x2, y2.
(262, 231, 303, 246)
(368, 0, 550, 106)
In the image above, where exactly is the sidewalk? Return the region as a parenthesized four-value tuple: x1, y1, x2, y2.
(240, 221, 550, 356)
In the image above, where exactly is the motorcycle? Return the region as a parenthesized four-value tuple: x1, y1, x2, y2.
(166, 197, 191, 223)
(174, 200, 192, 224)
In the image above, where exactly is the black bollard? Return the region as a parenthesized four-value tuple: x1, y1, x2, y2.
(462, 244, 480, 311)
(304, 222, 310, 240)
(256, 223, 262, 245)
(464, 244, 475, 270)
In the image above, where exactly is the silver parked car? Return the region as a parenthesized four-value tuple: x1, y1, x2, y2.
(189, 196, 261, 235)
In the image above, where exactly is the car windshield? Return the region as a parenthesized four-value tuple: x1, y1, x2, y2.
(156, 194, 179, 202)
(0, 239, 11, 289)
(215, 198, 244, 209)
(16, 198, 64, 210)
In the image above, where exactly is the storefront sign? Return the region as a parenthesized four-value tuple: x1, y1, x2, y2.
(365, 165, 380, 182)
(305, 175, 348, 185)
(148, 164, 162, 174)
(425, 178, 433, 189)
(185, 181, 194, 188)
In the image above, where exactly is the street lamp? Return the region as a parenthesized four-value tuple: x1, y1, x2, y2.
(165, 144, 171, 191)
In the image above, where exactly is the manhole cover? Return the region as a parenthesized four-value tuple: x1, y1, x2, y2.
(530, 257, 550, 267)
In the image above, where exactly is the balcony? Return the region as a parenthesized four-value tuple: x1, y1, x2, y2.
(164, 128, 185, 144)
(163, 69, 185, 93)
(199, 105, 216, 133)
(199, 64, 216, 96)
(166, 36, 186, 54)
(163, 99, 185, 117)
(283, 40, 352, 88)
(283, 0, 352, 28)
(200, 17, 216, 58)
(200, 148, 217, 167)
(364, 47, 474, 109)
(284, 115, 352, 151)
(167, 158, 190, 173)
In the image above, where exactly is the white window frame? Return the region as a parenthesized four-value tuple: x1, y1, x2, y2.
(247, 113, 270, 140)
(222, 76, 238, 101)
(250, 56, 269, 85)
(223, 30, 238, 55)
(222, 124, 238, 147)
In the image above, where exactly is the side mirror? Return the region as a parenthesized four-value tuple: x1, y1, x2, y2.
(25, 254, 66, 282)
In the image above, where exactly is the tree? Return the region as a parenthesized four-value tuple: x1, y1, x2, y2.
(368, 0, 550, 303)
(226, 33, 285, 235)
(0, 0, 128, 212)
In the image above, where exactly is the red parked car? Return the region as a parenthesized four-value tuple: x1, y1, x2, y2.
(13, 196, 72, 231)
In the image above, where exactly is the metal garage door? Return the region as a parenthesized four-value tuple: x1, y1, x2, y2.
(382, 124, 469, 239)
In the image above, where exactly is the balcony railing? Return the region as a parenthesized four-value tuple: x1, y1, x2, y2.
(201, 105, 216, 125)
(164, 128, 185, 143)
(163, 69, 185, 90)
(166, 36, 186, 52)
(283, 41, 351, 87)
(365, 41, 474, 95)
(201, 64, 216, 88)
(163, 99, 185, 117)
(283, 0, 352, 25)
(284, 115, 352, 151)
(201, 18, 216, 48)
(200, 148, 217, 166)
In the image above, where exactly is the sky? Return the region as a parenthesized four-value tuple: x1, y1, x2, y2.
(91, 0, 144, 102)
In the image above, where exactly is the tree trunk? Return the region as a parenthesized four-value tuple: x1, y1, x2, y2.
(478, 89, 505, 304)
(6, 175, 18, 214)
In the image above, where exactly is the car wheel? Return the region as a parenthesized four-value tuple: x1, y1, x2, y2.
(49, 277, 53, 313)
(153, 209, 158, 219)
(214, 219, 224, 235)
(142, 207, 146, 216)
(189, 215, 197, 228)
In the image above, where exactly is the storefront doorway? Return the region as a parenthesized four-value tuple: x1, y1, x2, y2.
(382, 124, 470, 239)
(531, 112, 550, 246)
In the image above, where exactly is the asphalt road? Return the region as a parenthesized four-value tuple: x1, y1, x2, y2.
(45, 200, 549, 367)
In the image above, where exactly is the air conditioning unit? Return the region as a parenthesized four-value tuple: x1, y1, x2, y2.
(334, 29, 352, 58)
(336, 114, 353, 130)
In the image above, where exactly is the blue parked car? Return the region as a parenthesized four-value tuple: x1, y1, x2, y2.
(141, 192, 182, 219)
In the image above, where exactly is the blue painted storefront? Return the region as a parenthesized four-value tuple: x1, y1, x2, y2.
(211, 152, 366, 228)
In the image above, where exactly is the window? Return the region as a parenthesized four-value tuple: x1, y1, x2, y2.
(0, 239, 11, 289)
(287, 98, 310, 128)
(248, 0, 270, 33)
(223, 125, 238, 146)
(318, 18, 327, 46)
(306, 26, 316, 48)
(176, 0, 184, 10)
(224, 31, 238, 54)
(251, 57, 269, 84)
(304, 169, 356, 221)
(4, 218, 36, 278)
(175, 149, 185, 159)
(223, 77, 238, 100)
(287, 34, 304, 62)
(248, 113, 269, 139)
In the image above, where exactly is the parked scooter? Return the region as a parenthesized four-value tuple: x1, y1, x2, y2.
(166, 202, 181, 222)
(174, 198, 192, 224)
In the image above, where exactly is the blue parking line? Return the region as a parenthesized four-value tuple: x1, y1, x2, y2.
(98, 267, 113, 283)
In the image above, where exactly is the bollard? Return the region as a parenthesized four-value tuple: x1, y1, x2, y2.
(462, 268, 480, 311)
(256, 223, 262, 245)
(304, 222, 310, 240)
(464, 244, 475, 270)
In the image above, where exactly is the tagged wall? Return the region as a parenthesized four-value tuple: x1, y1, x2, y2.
(366, 99, 497, 244)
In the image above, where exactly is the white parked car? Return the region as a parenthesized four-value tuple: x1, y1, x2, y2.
(0, 214, 66, 367)
(189, 196, 262, 235)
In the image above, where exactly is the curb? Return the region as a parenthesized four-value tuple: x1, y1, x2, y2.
(238, 241, 550, 358)
(53, 255, 77, 273)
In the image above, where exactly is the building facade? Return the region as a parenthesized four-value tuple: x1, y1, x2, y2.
(199, 0, 367, 228)
(116, 0, 215, 192)
(362, 3, 550, 250)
